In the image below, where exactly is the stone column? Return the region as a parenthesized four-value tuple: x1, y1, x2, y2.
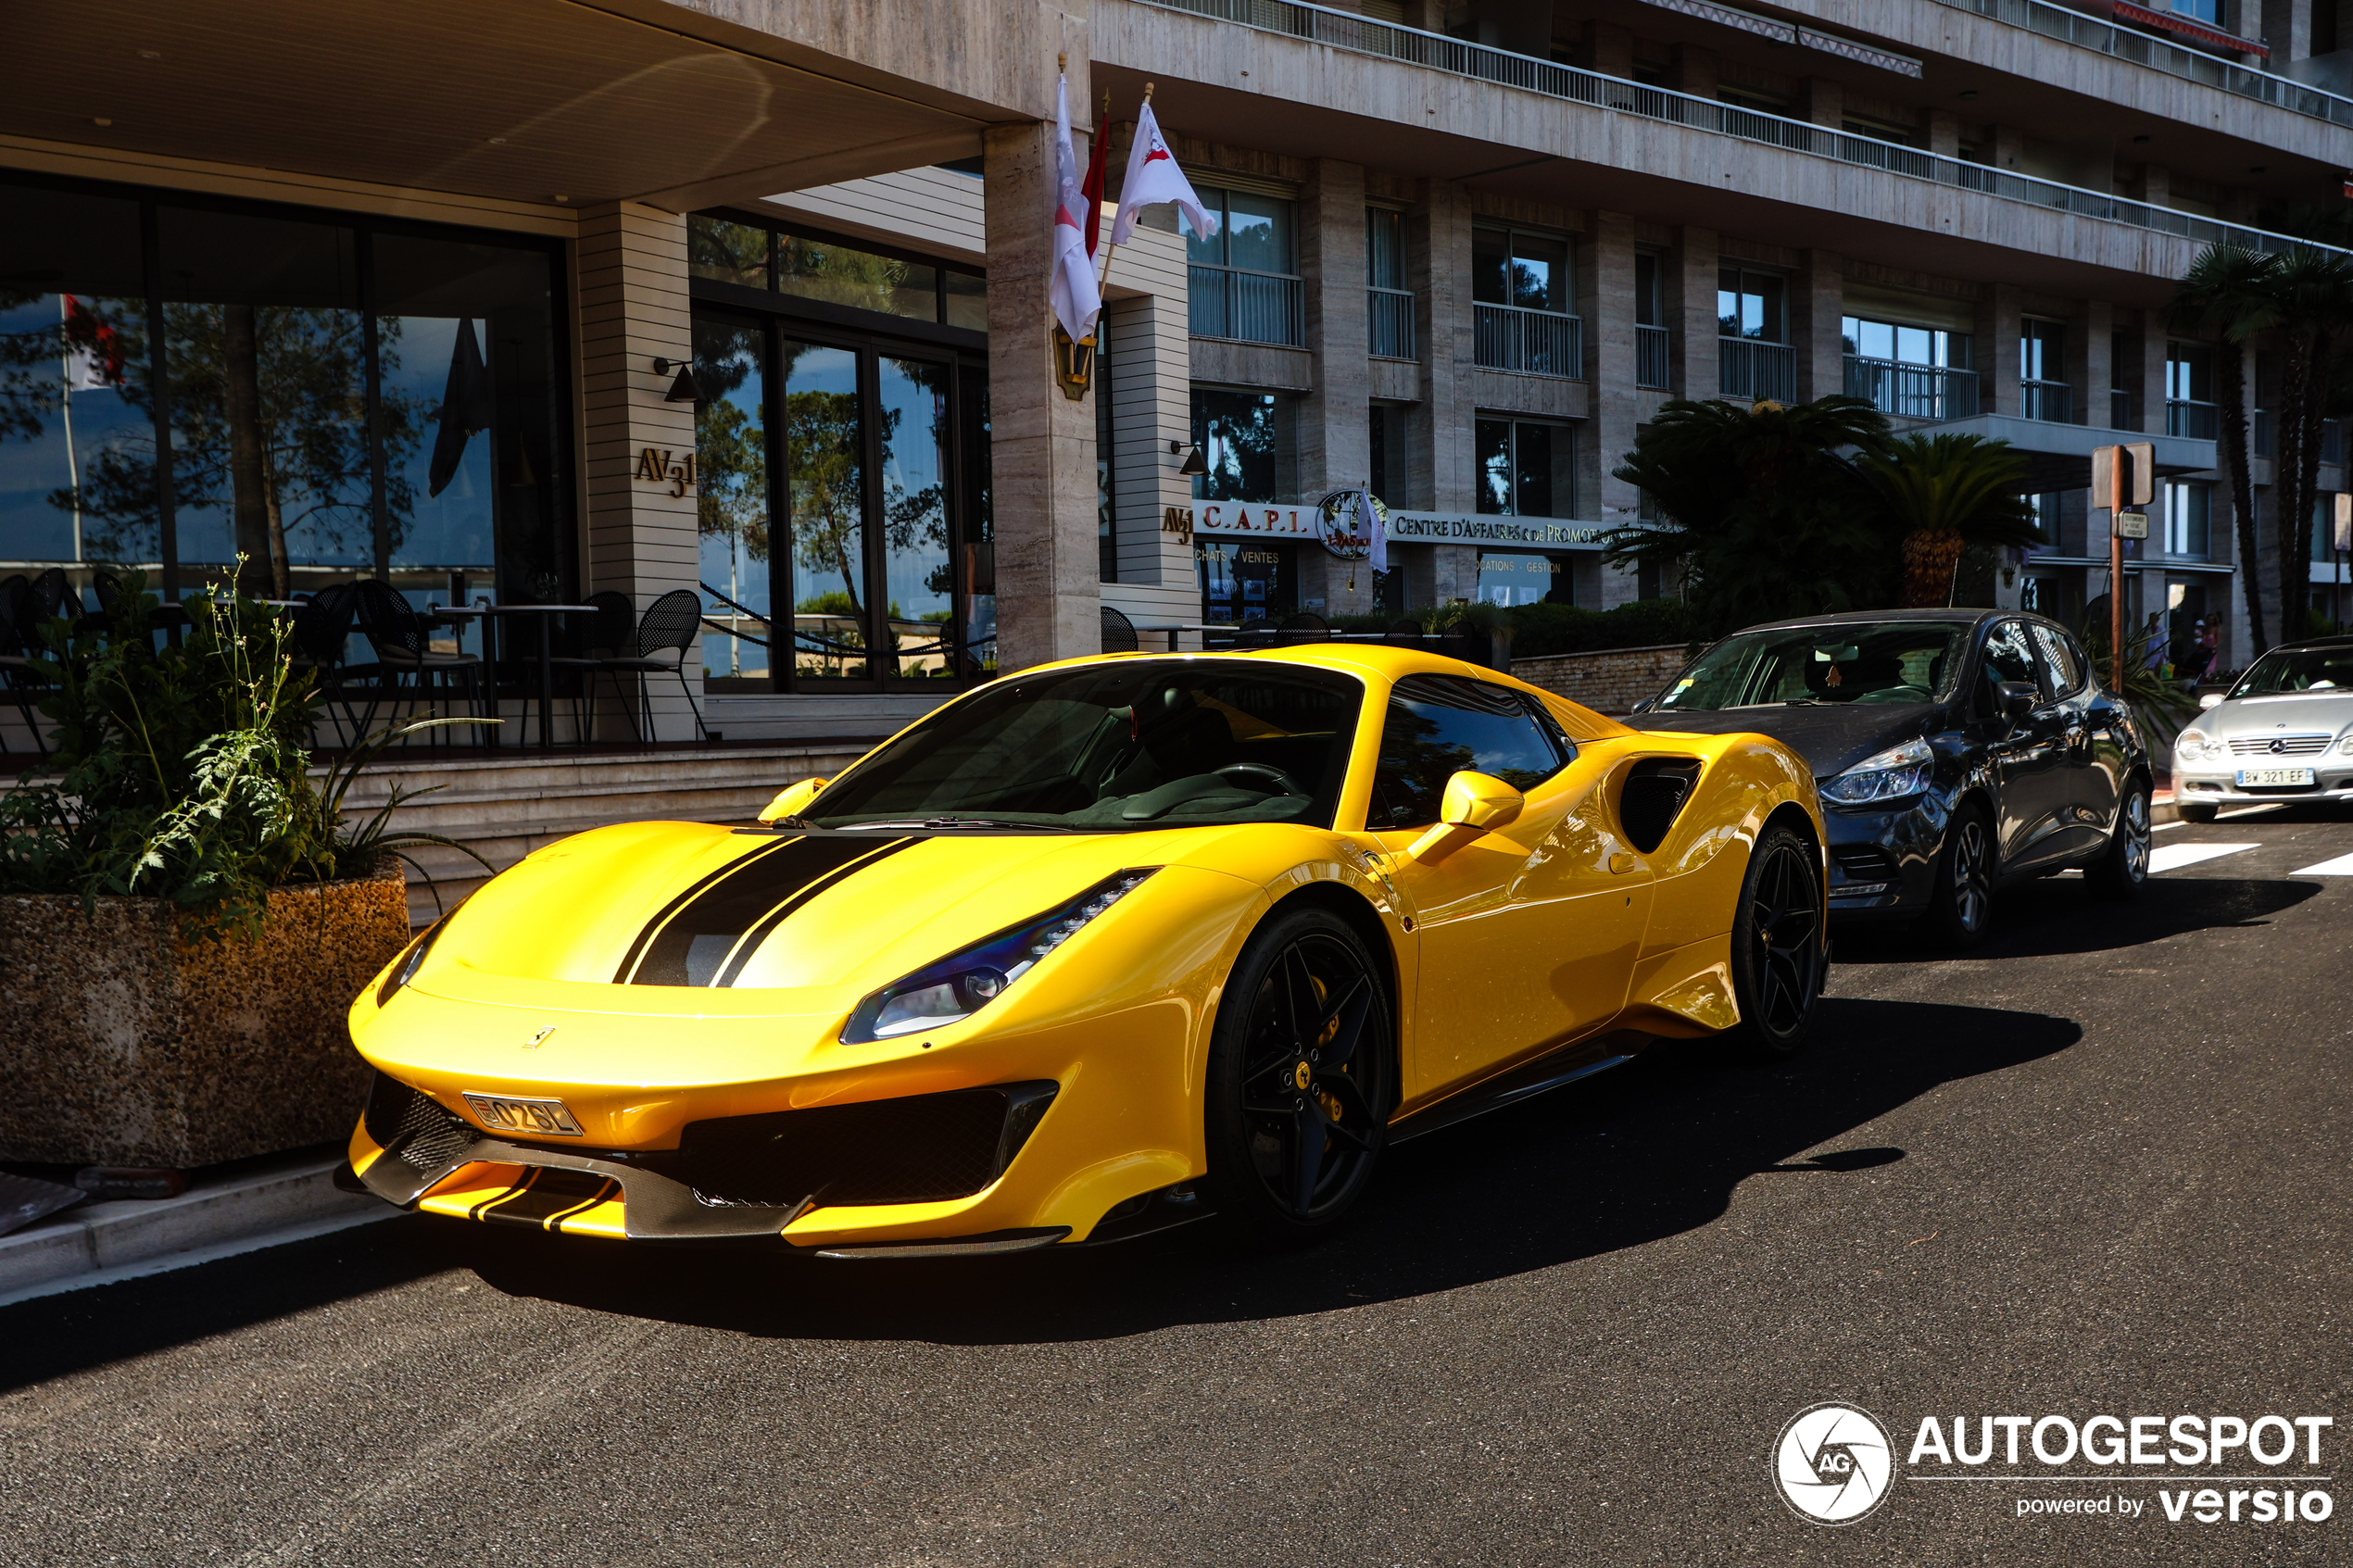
(577, 201, 701, 740)
(1406, 176, 1479, 609)
(1794, 250, 1843, 404)
(2077, 300, 2114, 432)
(1586, 210, 1640, 540)
(1927, 110, 1961, 157)
(1671, 226, 1718, 403)
(1580, 20, 1634, 77)
(1299, 159, 1377, 619)
(1803, 78, 1843, 130)
(1670, 44, 1717, 98)
(1980, 283, 2022, 418)
(986, 119, 1100, 671)
(2140, 326, 2170, 437)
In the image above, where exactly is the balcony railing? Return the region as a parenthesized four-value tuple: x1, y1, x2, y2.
(1475, 303, 1581, 378)
(1141, 0, 2351, 258)
(1843, 356, 1980, 421)
(2251, 412, 2344, 464)
(1635, 324, 1670, 390)
(1368, 286, 1416, 359)
(2167, 398, 2220, 439)
(1189, 265, 1303, 346)
(2021, 379, 2076, 423)
(1719, 339, 1795, 403)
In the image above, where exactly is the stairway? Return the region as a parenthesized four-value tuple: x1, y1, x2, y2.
(336, 743, 877, 926)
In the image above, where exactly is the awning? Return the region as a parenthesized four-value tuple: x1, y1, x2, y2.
(2111, 1, 2270, 60)
(1929, 414, 2219, 493)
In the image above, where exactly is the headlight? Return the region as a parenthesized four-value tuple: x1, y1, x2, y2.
(1819, 737, 1934, 806)
(376, 919, 443, 1006)
(2176, 730, 2218, 763)
(842, 869, 1157, 1044)
(2339, 734, 2353, 756)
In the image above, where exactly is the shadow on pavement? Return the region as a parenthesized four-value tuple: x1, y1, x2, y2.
(0, 997, 2079, 1377)
(1834, 874, 2319, 965)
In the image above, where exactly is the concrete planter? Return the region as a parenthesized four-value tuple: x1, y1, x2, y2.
(0, 869, 409, 1168)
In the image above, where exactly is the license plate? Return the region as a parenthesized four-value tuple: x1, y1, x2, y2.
(2236, 767, 2315, 787)
(461, 1092, 584, 1137)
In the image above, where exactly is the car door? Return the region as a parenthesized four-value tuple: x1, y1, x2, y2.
(1978, 619, 2074, 870)
(1365, 675, 1653, 1102)
(2031, 621, 2118, 851)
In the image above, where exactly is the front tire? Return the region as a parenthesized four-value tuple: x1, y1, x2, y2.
(2085, 779, 2152, 898)
(1204, 906, 1393, 1246)
(1728, 822, 1824, 1060)
(1918, 801, 1995, 949)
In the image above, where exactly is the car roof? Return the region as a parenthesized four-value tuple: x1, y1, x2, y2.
(1728, 607, 2010, 633)
(2263, 635, 2353, 653)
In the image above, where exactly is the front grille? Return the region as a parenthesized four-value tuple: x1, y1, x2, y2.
(1831, 845, 1898, 883)
(2228, 734, 2331, 756)
(362, 1072, 479, 1179)
(660, 1082, 1059, 1208)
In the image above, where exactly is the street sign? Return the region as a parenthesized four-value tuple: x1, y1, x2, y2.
(2092, 443, 2156, 510)
(2115, 511, 2149, 540)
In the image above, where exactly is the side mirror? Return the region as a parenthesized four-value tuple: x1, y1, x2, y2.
(2197, 691, 2223, 710)
(759, 776, 828, 824)
(1628, 696, 1655, 714)
(1407, 770, 1524, 862)
(1996, 681, 2037, 721)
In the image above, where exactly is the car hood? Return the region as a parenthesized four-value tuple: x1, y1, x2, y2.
(1625, 702, 1939, 779)
(2193, 691, 2353, 744)
(402, 820, 1277, 1012)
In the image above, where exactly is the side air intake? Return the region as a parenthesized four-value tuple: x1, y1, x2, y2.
(1619, 758, 1703, 855)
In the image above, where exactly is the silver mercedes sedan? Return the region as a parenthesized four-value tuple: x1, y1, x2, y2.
(2171, 636, 2353, 822)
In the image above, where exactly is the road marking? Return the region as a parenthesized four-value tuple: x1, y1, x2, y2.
(2153, 820, 2188, 831)
(2293, 850, 2353, 876)
(2148, 842, 2260, 873)
(2218, 803, 2287, 819)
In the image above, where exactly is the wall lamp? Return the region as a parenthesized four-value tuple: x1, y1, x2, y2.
(652, 358, 702, 402)
(1170, 440, 1207, 476)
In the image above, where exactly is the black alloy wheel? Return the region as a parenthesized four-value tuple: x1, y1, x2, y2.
(2086, 781, 2152, 898)
(1728, 822, 1824, 1059)
(1919, 802, 1994, 949)
(1204, 908, 1392, 1244)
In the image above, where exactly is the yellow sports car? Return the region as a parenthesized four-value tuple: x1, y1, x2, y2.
(343, 645, 1824, 1253)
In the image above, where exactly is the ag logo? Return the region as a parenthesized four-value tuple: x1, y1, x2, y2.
(1773, 1402, 1894, 1524)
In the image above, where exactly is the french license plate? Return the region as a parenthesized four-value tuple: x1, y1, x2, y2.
(461, 1092, 584, 1136)
(2236, 767, 2315, 787)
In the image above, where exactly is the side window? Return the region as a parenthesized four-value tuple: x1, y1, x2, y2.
(2029, 624, 2082, 699)
(1980, 621, 2040, 713)
(1369, 675, 1566, 830)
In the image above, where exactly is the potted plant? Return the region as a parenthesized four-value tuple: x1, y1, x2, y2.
(0, 570, 485, 1170)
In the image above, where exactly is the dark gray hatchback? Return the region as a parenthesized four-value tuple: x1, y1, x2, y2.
(1625, 608, 2154, 947)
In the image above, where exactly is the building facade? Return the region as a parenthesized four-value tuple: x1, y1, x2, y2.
(4, 0, 2351, 751)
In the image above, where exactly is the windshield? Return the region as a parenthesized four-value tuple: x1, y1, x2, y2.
(2227, 646, 2353, 698)
(1655, 621, 1970, 712)
(806, 659, 1365, 832)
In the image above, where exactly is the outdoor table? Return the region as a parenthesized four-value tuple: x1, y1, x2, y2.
(1139, 623, 1239, 651)
(464, 603, 596, 751)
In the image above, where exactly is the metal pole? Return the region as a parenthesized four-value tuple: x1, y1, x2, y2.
(2109, 451, 2125, 694)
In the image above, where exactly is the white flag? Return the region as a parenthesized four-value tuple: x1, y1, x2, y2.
(1050, 73, 1101, 344)
(1108, 100, 1217, 247)
(1357, 485, 1386, 574)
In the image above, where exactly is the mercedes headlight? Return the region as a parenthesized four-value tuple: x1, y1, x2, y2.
(2176, 730, 2219, 763)
(842, 869, 1158, 1043)
(2339, 733, 2353, 756)
(1819, 737, 1934, 806)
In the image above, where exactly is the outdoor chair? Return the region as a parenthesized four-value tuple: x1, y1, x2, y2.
(0, 574, 51, 757)
(351, 577, 483, 746)
(31, 567, 71, 621)
(1384, 618, 1425, 646)
(584, 588, 707, 744)
(1277, 611, 1331, 644)
(91, 569, 123, 613)
(288, 583, 367, 748)
(549, 590, 642, 744)
(1100, 604, 1139, 654)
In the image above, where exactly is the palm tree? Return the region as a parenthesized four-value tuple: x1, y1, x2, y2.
(1854, 433, 2043, 607)
(1604, 395, 1894, 637)
(2269, 245, 2353, 640)
(2166, 245, 2278, 652)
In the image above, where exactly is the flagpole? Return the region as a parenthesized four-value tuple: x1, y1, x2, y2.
(1096, 82, 1151, 291)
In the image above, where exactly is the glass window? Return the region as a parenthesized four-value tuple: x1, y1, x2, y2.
(1718, 268, 1786, 343)
(2166, 342, 2213, 403)
(1184, 187, 1297, 276)
(963, 369, 994, 676)
(1475, 418, 1574, 518)
(1634, 252, 1662, 328)
(0, 184, 151, 573)
(879, 356, 954, 680)
(1841, 315, 1969, 369)
(1473, 227, 1571, 313)
(943, 270, 987, 332)
(1366, 207, 1406, 290)
(2226, 643, 2353, 696)
(779, 234, 939, 321)
(1655, 621, 1970, 711)
(2164, 481, 2210, 558)
(2030, 624, 2083, 696)
(1477, 550, 1571, 608)
(784, 340, 866, 681)
(693, 315, 769, 683)
(1981, 620, 2041, 709)
(1191, 387, 1297, 502)
(158, 207, 368, 589)
(687, 215, 771, 289)
(808, 659, 1365, 832)
(2020, 319, 2066, 383)
(1369, 673, 1566, 830)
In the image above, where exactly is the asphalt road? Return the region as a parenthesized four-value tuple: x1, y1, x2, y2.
(5, 808, 2349, 1566)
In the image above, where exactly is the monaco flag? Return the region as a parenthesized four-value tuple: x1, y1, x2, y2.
(1050, 73, 1101, 344)
(1109, 99, 1216, 247)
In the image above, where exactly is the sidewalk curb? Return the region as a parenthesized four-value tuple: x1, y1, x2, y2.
(0, 1155, 396, 1308)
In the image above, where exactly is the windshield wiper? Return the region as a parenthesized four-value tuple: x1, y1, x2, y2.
(832, 816, 1089, 833)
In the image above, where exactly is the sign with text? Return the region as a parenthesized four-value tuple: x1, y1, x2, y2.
(1183, 503, 1604, 551)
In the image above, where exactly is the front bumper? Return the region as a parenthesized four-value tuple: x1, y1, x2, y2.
(1821, 795, 1947, 918)
(2174, 766, 2353, 807)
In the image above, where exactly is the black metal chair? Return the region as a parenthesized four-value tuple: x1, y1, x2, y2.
(91, 569, 123, 613)
(587, 588, 707, 743)
(0, 574, 51, 757)
(351, 577, 483, 746)
(30, 567, 71, 621)
(1277, 611, 1331, 644)
(288, 583, 368, 748)
(550, 590, 642, 743)
(1234, 617, 1275, 649)
(1385, 618, 1426, 646)
(1100, 603, 1139, 654)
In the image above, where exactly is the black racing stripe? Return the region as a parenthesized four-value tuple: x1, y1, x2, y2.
(613, 834, 808, 984)
(713, 837, 918, 988)
(478, 1168, 611, 1230)
(546, 1178, 621, 1234)
(630, 834, 914, 987)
